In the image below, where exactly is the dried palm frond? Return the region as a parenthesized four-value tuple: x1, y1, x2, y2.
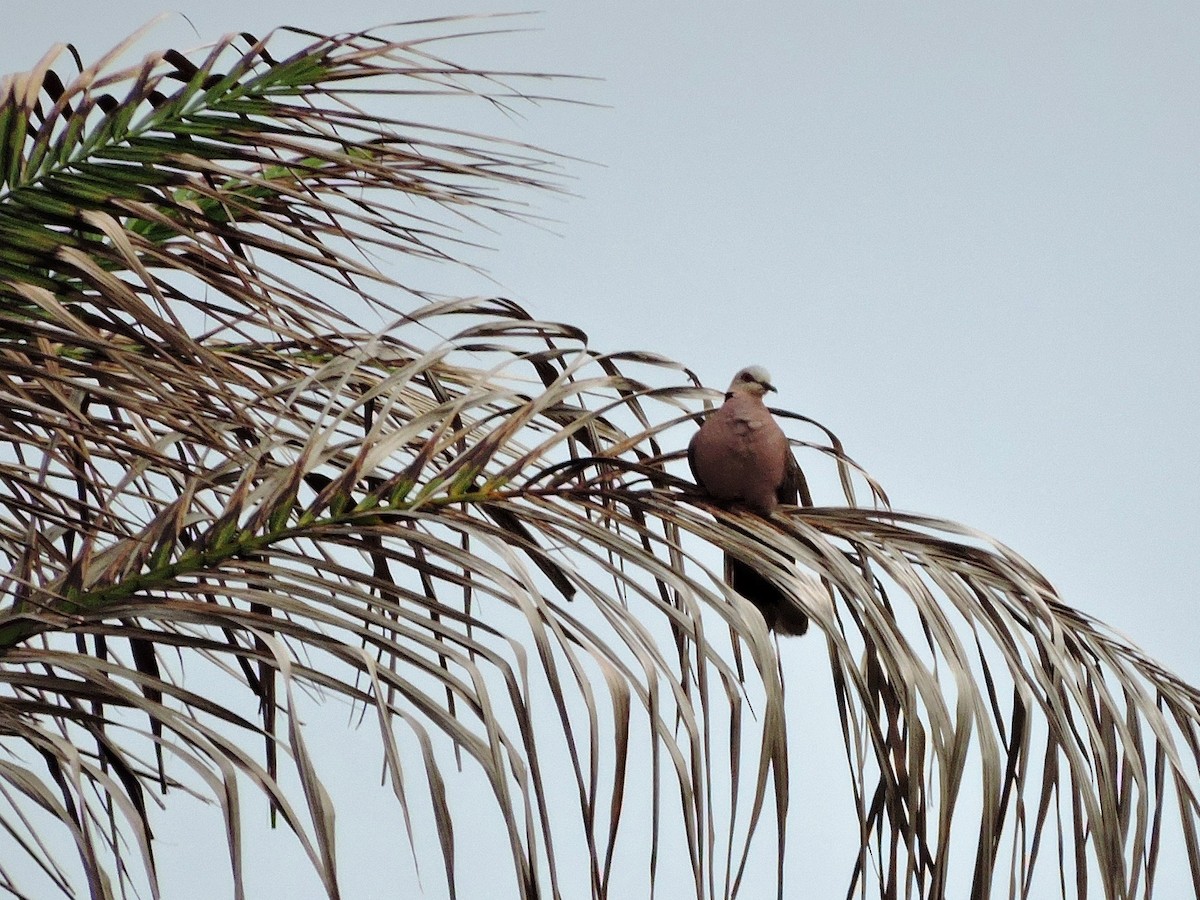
(0, 19, 1197, 900)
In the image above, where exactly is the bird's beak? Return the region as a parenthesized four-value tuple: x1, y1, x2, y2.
(765, 383, 777, 393)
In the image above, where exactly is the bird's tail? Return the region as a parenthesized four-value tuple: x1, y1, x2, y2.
(727, 556, 809, 636)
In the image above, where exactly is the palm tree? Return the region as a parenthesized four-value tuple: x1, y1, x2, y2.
(1, 18, 1198, 900)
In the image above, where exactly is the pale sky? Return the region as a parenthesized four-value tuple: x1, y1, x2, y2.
(4, 3, 1199, 898)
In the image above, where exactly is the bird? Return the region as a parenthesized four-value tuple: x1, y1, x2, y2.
(687, 365, 811, 635)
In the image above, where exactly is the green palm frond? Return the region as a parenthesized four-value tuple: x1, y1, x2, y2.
(1, 19, 1198, 900)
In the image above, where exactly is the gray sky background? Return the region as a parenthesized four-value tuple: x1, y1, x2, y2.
(4, 3, 1199, 898)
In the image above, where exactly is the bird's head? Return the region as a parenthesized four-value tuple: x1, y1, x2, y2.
(726, 365, 777, 398)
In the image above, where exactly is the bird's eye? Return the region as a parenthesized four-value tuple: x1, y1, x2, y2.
(739, 372, 753, 381)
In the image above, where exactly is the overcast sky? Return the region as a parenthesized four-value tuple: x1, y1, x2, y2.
(4, 3, 1199, 898)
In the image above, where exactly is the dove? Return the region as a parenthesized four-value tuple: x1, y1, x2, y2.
(688, 365, 810, 635)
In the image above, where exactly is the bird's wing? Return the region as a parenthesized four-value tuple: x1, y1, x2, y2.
(779, 448, 813, 508)
(686, 426, 704, 489)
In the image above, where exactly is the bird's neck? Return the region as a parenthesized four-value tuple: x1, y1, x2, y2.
(725, 391, 764, 405)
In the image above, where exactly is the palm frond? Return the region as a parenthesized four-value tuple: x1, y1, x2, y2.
(0, 19, 1197, 900)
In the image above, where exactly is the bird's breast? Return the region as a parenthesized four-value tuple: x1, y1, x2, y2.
(731, 415, 766, 439)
